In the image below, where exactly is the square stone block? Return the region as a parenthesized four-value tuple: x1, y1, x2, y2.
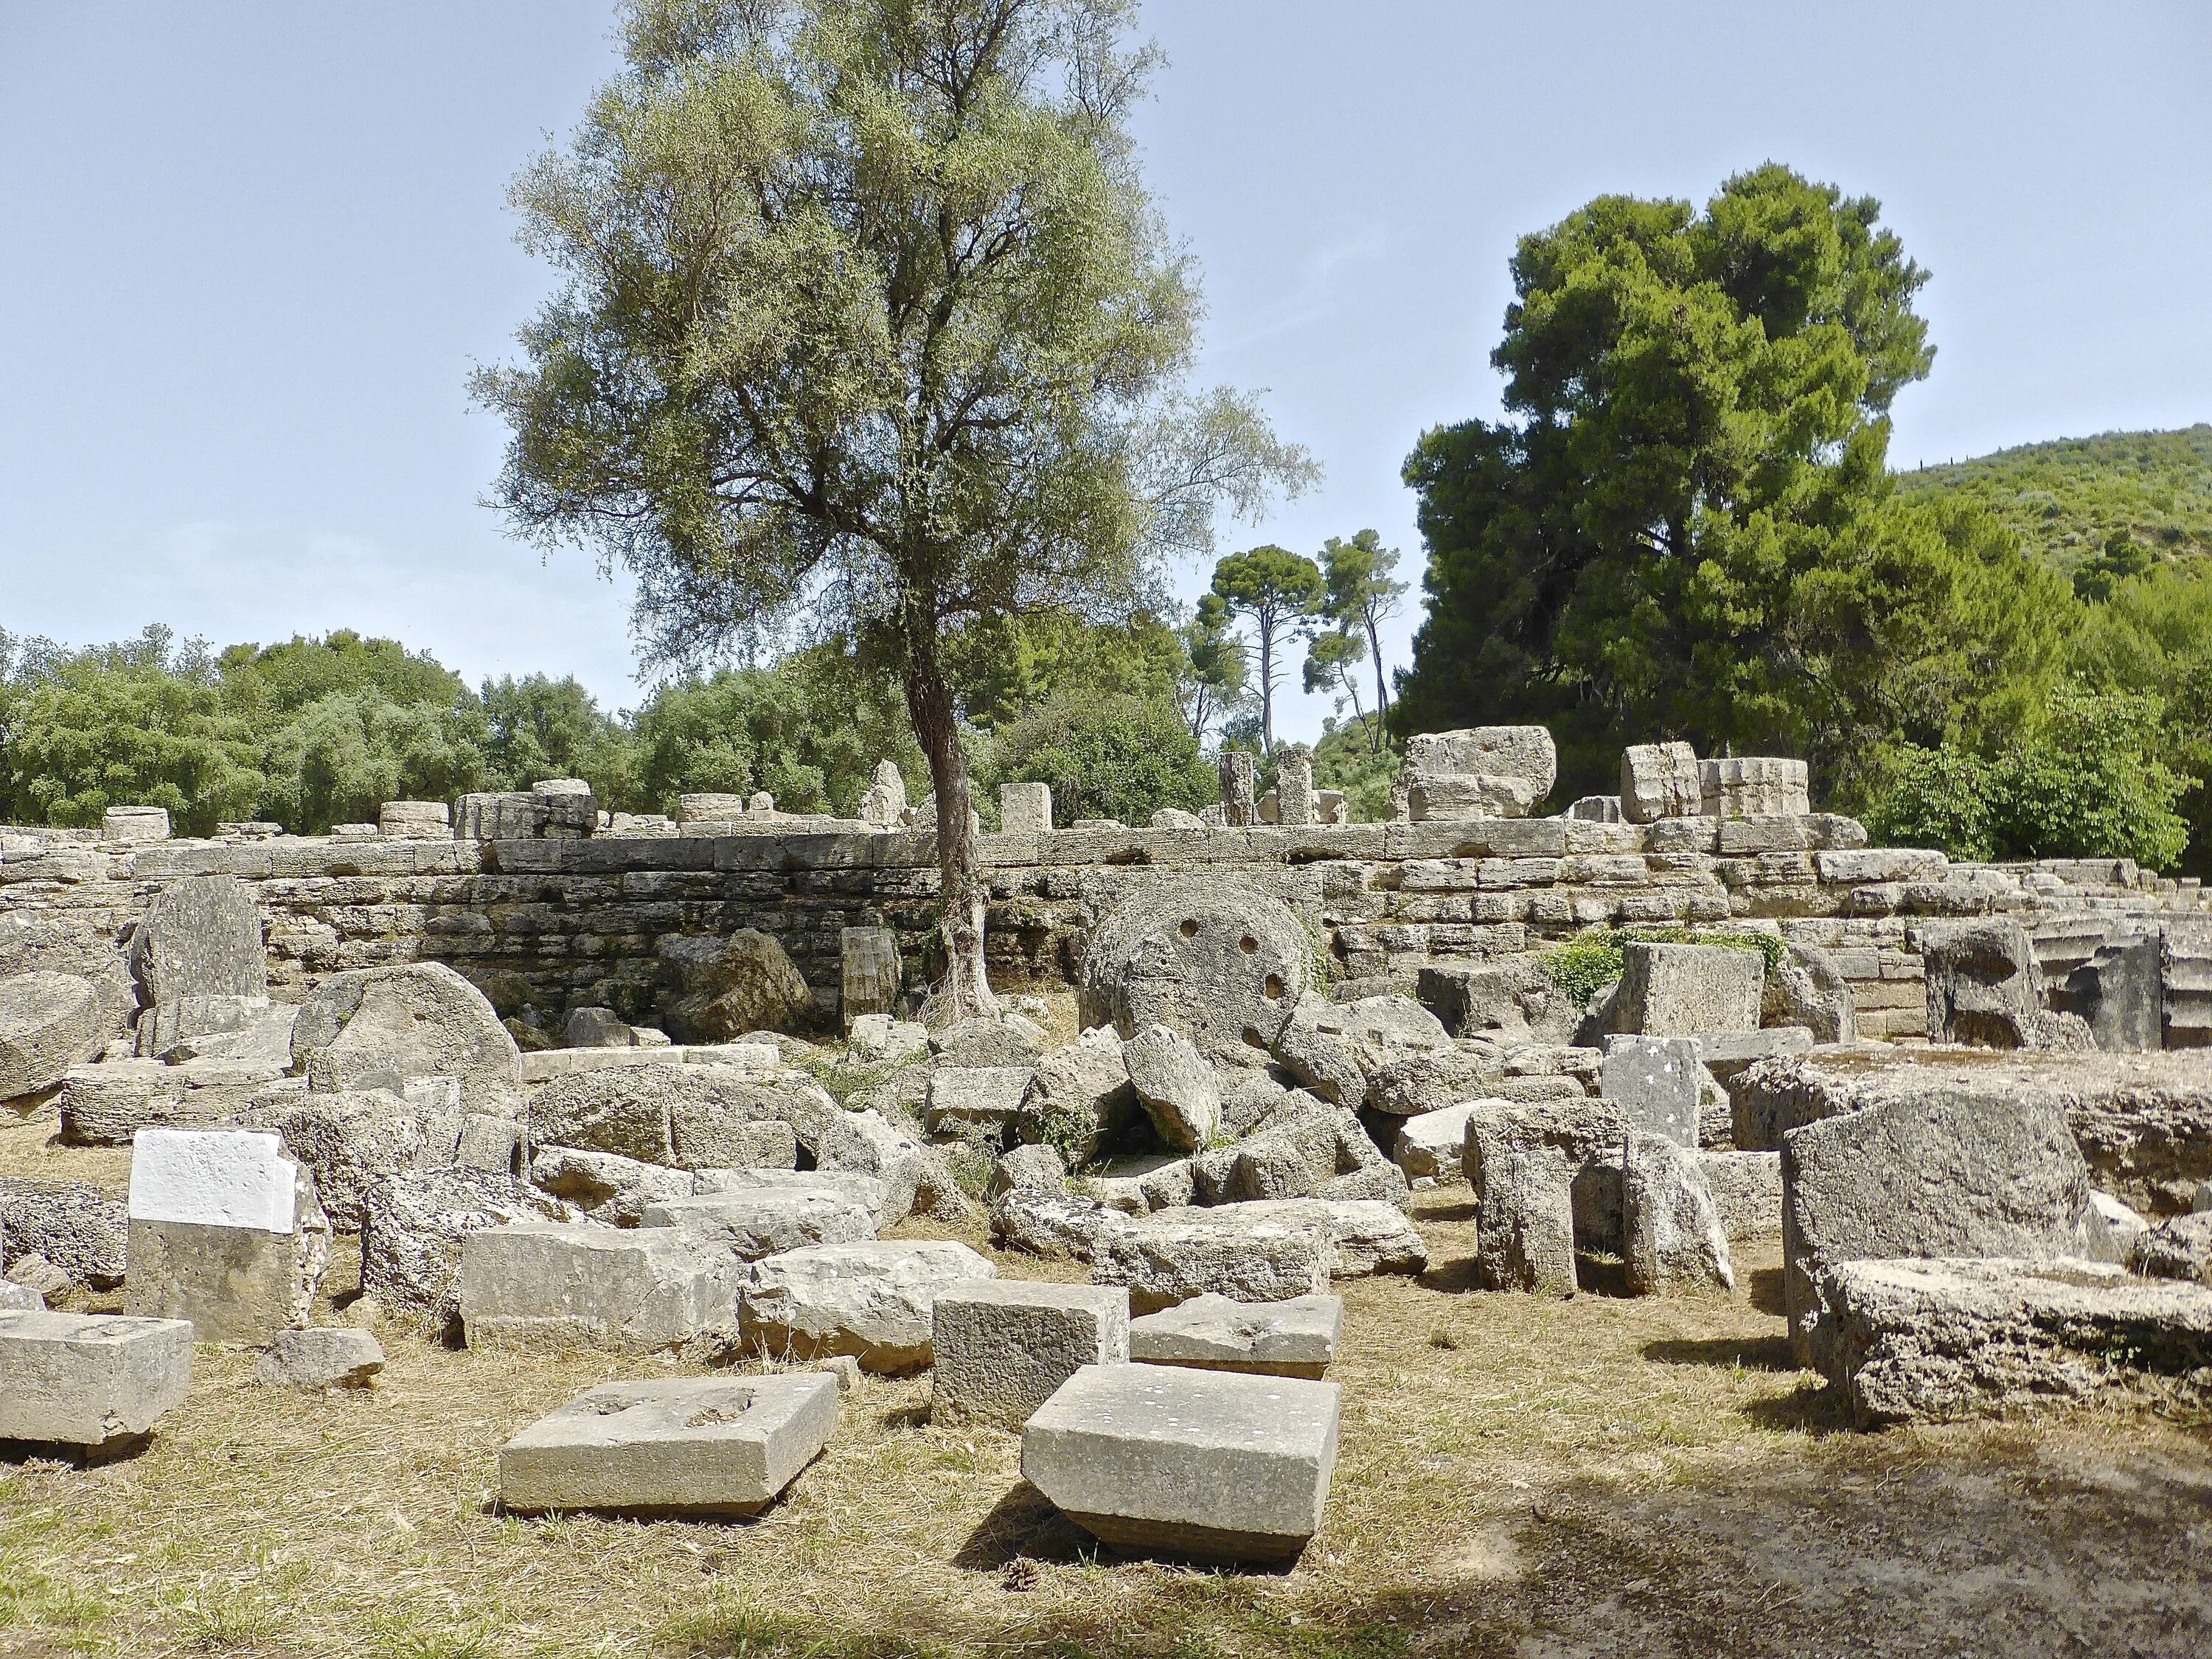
(1128, 1292, 1343, 1379)
(1022, 1363, 1340, 1563)
(0, 1310, 194, 1451)
(498, 1374, 838, 1517)
(125, 1128, 330, 1344)
(932, 1281, 1130, 1430)
(1615, 942, 1764, 1035)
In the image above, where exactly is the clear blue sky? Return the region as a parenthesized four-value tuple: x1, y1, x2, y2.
(4, 1, 2208, 742)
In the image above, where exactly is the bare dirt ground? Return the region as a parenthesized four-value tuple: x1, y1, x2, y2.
(4, 1116, 2211, 1659)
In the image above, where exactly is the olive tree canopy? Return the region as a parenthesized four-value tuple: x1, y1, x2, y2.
(476, 0, 1312, 1010)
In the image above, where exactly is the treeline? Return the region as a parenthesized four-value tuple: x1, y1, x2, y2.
(0, 613, 1319, 838)
(1390, 164, 2206, 872)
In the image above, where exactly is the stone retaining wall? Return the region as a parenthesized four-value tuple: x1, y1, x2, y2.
(2, 815, 2203, 1040)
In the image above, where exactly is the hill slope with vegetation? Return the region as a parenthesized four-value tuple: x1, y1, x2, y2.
(1893, 425, 2212, 588)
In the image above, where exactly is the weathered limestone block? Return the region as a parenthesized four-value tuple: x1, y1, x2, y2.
(1781, 1083, 2111, 1365)
(990, 1188, 1123, 1261)
(1600, 1036, 1705, 1148)
(1368, 1042, 1504, 1118)
(248, 1087, 451, 1231)
(738, 1240, 996, 1373)
(562, 1007, 634, 1048)
(0, 913, 136, 1037)
(1123, 1024, 1222, 1150)
(1921, 918, 2045, 1049)
(1394, 1102, 1478, 1181)
(1001, 781, 1054, 835)
(1408, 773, 1545, 821)
(1405, 727, 1558, 799)
(499, 1375, 838, 1517)
(459, 1222, 748, 1353)
(0, 972, 105, 1105)
(986, 1142, 1067, 1203)
(1015, 1026, 1136, 1167)
(1763, 940, 1857, 1044)
(1276, 749, 1318, 827)
(1820, 1257, 2212, 1427)
(1080, 876, 1312, 1065)
(2128, 1212, 2212, 1285)
(257, 1326, 384, 1390)
(124, 1129, 331, 1343)
(0, 1179, 128, 1290)
(814, 1108, 926, 1226)
(359, 1169, 570, 1336)
(293, 961, 521, 1113)
(1463, 1098, 1626, 1293)
(1022, 1363, 1340, 1563)
(1091, 1206, 1331, 1312)
(931, 1280, 1130, 1429)
(1734, 1047, 2212, 1214)
(1217, 752, 1256, 827)
(1615, 942, 1764, 1036)
(1698, 1150, 1784, 1240)
(638, 1190, 878, 1257)
(1128, 1291, 1343, 1379)
(657, 929, 815, 1042)
(378, 800, 450, 839)
(839, 926, 902, 1028)
(1222, 1197, 1427, 1276)
(2065, 933, 2163, 1054)
(1622, 1132, 1734, 1293)
(1621, 742, 1701, 823)
(1698, 757, 1812, 818)
(1418, 959, 1582, 1046)
(924, 1066, 1034, 1136)
(689, 1166, 891, 1224)
(847, 1014, 929, 1063)
(0, 1310, 193, 1450)
(55, 1057, 291, 1146)
(858, 760, 908, 830)
(132, 874, 267, 1009)
(931, 1015, 1046, 1067)
(1271, 994, 1449, 1112)
(102, 804, 170, 842)
(530, 1146, 693, 1221)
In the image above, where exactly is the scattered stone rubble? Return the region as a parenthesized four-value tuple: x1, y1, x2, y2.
(7, 727, 2212, 1537)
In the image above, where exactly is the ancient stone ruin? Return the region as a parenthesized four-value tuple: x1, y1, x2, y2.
(5, 723, 2212, 1554)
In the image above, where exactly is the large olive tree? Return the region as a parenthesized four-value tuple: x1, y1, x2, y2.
(476, 0, 1310, 1012)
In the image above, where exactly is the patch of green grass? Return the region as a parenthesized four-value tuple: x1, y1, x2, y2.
(1537, 926, 1782, 1008)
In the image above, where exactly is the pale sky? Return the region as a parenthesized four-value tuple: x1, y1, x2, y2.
(3, 2, 2208, 742)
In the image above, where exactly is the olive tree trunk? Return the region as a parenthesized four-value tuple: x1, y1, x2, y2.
(905, 627, 995, 1018)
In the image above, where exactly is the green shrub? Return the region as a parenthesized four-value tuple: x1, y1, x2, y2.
(1868, 684, 2191, 869)
(990, 692, 1215, 827)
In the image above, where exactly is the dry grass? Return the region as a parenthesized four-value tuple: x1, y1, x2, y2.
(4, 1119, 2212, 1659)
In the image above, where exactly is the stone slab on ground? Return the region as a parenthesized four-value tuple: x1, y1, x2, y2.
(55, 1058, 293, 1146)
(738, 1240, 996, 1374)
(1122, 1024, 1222, 1151)
(498, 1375, 838, 1517)
(1128, 1292, 1343, 1379)
(1622, 1133, 1735, 1294)
(1781, 1082, 2110, 1366)
(1207, 1197, 1430, 1277)
(459, 1222, 747, 1354)
(931, 1281, 1130, 1430)
(1731, 1046, 2212, 1217)
(1091, 1207, 1332, 1312)
(256, 1326, 385, 1390)
(1021, 1363, 1340, 1563)
(0, 1310, 194, 1451)
(1820, 1256, 2212, 1427)
(292, 961, 522, 1113)
(358, 1169, 571, 1337)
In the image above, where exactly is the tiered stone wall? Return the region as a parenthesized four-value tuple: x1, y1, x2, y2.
(4, 813, 2203, 1042)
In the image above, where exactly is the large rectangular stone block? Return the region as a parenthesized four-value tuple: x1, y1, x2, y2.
(1600, 1036, 1704, 1148)
(1615, 942, 1763, 1035)
(931, 1281, 1130, 1430)
(498, 1375, 838, 1516)
(839, 926, 902, 1028)
(1022, 1363, 1340, 1563)
(1128, 1292, 1342, 1379)
(0, 1310, 193, 1451)
(459, 1222, 746, 1353)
